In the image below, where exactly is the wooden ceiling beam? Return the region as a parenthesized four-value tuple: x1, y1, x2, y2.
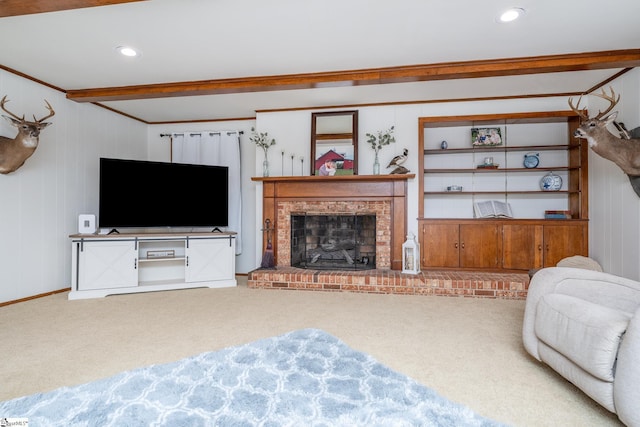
(66, 50, 640, 103)
(0, 0, 146, 18)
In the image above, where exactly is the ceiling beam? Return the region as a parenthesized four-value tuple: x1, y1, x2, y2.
(0, 0, 146, 18)
(66, 50, 640, 103)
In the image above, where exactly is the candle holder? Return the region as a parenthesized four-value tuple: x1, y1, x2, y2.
(402, 232, 421, 274)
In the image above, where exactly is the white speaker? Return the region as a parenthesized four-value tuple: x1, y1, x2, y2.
(78, 214, 96, 234)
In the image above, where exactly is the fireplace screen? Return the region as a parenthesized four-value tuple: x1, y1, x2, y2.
(290, 213, 376, 270)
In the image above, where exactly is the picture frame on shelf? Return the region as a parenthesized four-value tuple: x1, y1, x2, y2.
(471, 127, 502, 146)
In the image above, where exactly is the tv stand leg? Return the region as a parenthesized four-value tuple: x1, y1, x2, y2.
(107, 228, 120, 235)
(211, 227, 223, 233)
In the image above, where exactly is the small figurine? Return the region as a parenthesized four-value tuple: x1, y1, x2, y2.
(387, 148, 408, 168)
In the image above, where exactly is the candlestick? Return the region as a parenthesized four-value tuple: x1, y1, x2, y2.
(281, 150, 285, 176)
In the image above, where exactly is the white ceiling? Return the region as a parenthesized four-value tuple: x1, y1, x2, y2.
(1, 0, 639, 123)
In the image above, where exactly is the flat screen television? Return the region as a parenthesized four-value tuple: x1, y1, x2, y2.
(99, 157, 229, 230)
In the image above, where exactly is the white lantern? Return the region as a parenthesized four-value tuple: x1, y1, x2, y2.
(402, 232, 420, 274)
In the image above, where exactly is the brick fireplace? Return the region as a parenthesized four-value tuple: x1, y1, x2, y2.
(291, 213, 377, 270)
(249, 175, 530, 299)
(252, 175, 412, 270)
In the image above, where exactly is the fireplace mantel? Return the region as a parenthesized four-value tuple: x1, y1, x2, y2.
(252, 174, 414, 270)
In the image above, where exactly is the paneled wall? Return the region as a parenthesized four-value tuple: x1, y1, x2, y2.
(588, 69, 640, 280)
(1, 67, 638, 303)
(255, 83, 640, 281)
(0, 70, 147, 303)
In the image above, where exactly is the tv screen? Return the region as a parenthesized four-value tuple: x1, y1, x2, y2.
(99, 158, 229, 229)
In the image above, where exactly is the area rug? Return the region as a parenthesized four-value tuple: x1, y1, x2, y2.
(0, 329, 506, 426)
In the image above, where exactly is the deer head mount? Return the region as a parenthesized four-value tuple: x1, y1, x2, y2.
(0, 95, 55, 174)
(569, 88, 640, 197)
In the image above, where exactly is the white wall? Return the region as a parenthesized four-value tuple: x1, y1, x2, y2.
(255, 97, 583, 262)
(255, 85, 640, 280)
(588, 68, 640, 280)
(2, 68, 639, 303)
(0, 69, 147, 303)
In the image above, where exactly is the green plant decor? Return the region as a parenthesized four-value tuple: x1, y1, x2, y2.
(250, 127, 276, 176)
(366, 126, 396, 174)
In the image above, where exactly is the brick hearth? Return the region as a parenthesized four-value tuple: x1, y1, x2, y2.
(248, 267, 530, 299)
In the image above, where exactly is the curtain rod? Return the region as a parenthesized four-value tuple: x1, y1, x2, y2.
(160, 131, 244, 137)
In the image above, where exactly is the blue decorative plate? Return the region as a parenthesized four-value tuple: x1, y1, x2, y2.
(540, 172, 562, 191)
(523, 152, 539, 168)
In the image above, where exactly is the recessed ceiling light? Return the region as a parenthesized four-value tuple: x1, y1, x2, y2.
(116, 46, 140, 57)
(498, 7, 525, 23)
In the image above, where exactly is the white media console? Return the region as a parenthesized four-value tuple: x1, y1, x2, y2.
(69, 232, 236, 300)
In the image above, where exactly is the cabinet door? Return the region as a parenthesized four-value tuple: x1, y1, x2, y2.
(543, 224, 587, 267)
(460, 224, 501, 268)
(502, 224, 543, 270)
(78, 241, 137, 290)
(421, 223, 459, 268)
(186, 237, 235, 282)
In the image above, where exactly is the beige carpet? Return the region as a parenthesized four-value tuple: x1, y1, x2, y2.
(0, 276, 620, 426)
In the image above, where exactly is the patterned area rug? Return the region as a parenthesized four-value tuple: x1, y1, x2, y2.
(0, 329, 506, 426)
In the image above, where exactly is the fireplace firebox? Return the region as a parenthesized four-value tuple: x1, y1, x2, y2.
(291, 213, 376, 270)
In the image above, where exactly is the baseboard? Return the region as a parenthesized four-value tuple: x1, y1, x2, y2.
(0, 288, 71, 307)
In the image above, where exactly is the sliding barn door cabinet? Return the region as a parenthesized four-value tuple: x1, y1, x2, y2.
(69, 232, 236, 299)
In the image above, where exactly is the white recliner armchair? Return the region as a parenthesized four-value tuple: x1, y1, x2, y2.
(523, 267, 640, 427)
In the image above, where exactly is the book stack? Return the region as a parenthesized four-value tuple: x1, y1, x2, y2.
(544, 210, 571, 219)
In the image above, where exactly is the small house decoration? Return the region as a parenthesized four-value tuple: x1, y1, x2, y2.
(402, 232, 420, 274)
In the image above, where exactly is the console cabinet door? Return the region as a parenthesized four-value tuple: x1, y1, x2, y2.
(185, 237, 235, 282)
(78, 240, 137, 290)
(502, 224, 543, 270)
(421, 223, 459, 268)
(543, 224, 587, 267)
(460, 224, 501, 269)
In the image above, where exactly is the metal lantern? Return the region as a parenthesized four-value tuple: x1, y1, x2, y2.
(402, 232, 420, 274)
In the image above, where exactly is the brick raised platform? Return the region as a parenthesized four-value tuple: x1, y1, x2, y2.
(248, 267, 530, 299)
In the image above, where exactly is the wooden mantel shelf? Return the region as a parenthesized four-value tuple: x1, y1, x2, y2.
(251, 174, 415, 183)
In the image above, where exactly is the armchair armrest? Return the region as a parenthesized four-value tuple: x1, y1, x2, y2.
(614, 306, 640, 427)
(523, 267, 640, 360)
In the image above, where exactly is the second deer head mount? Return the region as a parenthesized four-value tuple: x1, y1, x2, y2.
(0, 95, 55, 174)
(569, 87, 640, 197)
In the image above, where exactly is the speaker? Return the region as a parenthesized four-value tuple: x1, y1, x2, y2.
(78, 214, 96, 234)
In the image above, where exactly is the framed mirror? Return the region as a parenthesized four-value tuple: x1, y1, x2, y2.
(311, 110, 358, 176)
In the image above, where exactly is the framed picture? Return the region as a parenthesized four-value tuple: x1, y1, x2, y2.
(471, 127, 502, 146)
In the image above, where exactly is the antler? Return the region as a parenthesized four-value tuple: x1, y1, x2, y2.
(34, 100, 55, 123)
(568, 94, 588, 121)
(0, 95, 25, 121)
(591, 87, 620, 120)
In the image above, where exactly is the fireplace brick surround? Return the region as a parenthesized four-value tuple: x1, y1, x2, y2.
(250, 175, 530, 299)
(253, 175, 411, 270)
